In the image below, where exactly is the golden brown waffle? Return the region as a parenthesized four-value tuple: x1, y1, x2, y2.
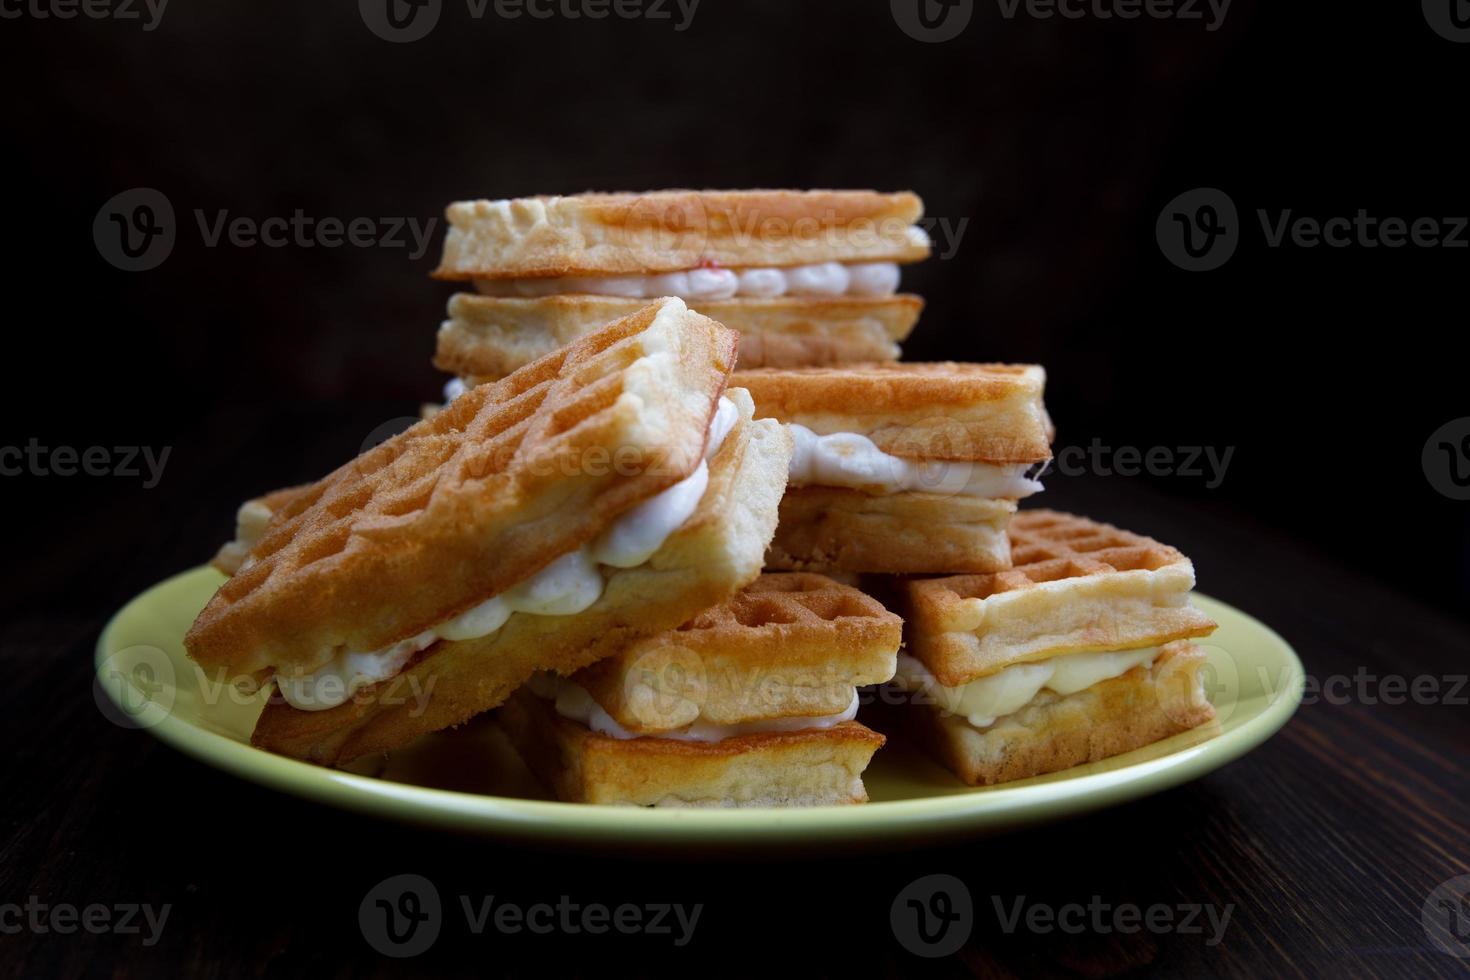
(186, 298, 736, 678)
(735, 362, 1052, 463)
(901, 509, 1217, 686)
(715, 296, 919, 368)
(766, 489, 1015, 575)
(432, 190, 929, 279)
(250, 390, 792, 766)
(210, 485, 311, 575)
(572, 572, 901, 733)
(435, 293, 923, 380)
(498, 689, 885, 806)
(874, 641, 1216, 786)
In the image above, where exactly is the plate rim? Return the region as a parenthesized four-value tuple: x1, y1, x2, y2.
(95, 566, 1305, 846)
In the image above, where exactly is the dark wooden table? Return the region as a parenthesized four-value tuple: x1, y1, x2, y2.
(4, 404, 1467, 979)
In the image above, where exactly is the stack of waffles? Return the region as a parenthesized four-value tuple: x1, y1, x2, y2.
(429, 190, 931, 395)
(187, 188, 1220, 806)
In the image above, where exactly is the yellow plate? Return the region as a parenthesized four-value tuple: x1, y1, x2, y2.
(95, 567, 1303, 847)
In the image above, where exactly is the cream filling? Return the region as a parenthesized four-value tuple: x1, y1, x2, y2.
(274, 396, 739, 712)
(788, 424, 1043, 498)
(472, 260, 902, 302)
(893, 647, 1160, 729)
(527, 673, 861, 743)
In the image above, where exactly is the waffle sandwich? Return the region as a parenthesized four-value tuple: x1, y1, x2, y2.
(430, 190, 929, 385)
(187, 298, 793, 766)
(498, 573, 902, 807)
(735, 362, 1053, 574)
(878, 510, 1218, 785)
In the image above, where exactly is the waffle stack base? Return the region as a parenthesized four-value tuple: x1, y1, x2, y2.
(499, 573, 902, 807)
(880, 510, 1219, 786)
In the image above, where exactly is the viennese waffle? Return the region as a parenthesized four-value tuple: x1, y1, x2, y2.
(735, 363, 1053, 574)
(498, 573, 901, 807)
(251, 385, 790, 766)
(879, 510, 1219, 785)
(188, 299, 796, 766)
(575, 572, 902, 731)
(427, 190, 931, 396)
(903, 509, 1219, 684)
(188, 297, 733, 678)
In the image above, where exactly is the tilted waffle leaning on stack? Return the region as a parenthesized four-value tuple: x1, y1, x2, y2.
(190, 181, 1232, 802)
(188, 298, 792, 767)
(499, 573, 902, 806)
(430, 189, 930, 395)
(734, 362, 1054, 575)
(875, 509, 1219, 785)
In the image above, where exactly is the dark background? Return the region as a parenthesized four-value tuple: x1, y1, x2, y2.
(3, 1, 1468, 977)
(5, 0, 1467, 613)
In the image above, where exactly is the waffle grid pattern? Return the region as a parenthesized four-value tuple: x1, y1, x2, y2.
(216, 306, 662, 611)
(676, 572, 893, 638)
(186, 299, 734, 674)
(940, 510, 1188, 603)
